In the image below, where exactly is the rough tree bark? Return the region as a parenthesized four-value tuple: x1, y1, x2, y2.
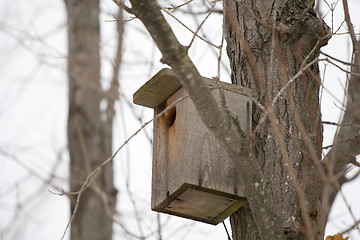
(224, 1, 337, 239)
(65, 0, 118, 239)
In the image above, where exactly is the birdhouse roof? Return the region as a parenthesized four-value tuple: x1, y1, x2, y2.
(133, 68, 252, 109)
(133, 68, 182, 109)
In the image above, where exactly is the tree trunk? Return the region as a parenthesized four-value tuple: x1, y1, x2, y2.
(65, 0, 117, 239)
(224, 1, 330, 239)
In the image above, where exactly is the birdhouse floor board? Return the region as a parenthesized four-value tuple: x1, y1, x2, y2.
(152, 183, 246, 225)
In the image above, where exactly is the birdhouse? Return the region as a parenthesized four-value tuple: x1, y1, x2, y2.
(133, 68, 251, 225)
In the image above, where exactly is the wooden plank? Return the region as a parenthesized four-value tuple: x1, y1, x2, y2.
(133, 68, 182, 108)
(152, 183, 246, 225)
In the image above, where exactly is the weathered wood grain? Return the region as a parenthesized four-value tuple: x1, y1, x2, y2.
(133, 68, 182, 109)
(134, 68, 252, 224)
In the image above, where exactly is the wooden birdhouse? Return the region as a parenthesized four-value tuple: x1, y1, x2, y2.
(133, 68, 251, 225)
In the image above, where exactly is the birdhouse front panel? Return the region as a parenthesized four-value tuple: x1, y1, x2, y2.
(133, 68, 251, 225)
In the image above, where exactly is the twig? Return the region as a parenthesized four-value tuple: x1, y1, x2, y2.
(342, 219, 360, 234)
(214, 19, 227, 108)
(251, 57, 323, 137)
(107, 6, 124, 122)
(335, 182, 360, 233)
(350, 158, 360, 167)
(105, 14, 136, 22)
(57, 94, 189, 240)
(320, 51, 354, 66)
(162, 9, 220, 48)
(237, 0, 272, 30)
(333, 20, 347, 35)
(185, 2, 230, 74)
(210, 86, 266, 113)
(188, 1, 217, 49)
(342, 0, 358, 55)
(321, 121, 358, 127)
(324, 0, 340, 33)
(112, 0, 133, 14)
(217, 25, 225, 80)
(165, 0, 193, 11)
(177, 8, 223, 15)
(324, 58, 360, 77)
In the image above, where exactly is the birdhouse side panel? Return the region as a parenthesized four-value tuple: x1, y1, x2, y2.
(151, 83, 251, 211)
(178, 87, 250, 197)
(151, 95, 185, 209)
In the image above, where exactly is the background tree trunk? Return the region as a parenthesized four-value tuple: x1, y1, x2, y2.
(65, 0, 117, 239)
(224, 1, 329, 239)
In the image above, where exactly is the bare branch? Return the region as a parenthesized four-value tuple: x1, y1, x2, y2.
(162, 9, 220, 48)
(325, 57, 360, 174)
(188, 1, 218, 49)
(236, 0, 272, 31)
(342, 218, 360, 234)
(252, 57, 324, 137)
(342, 0, 358, 54)
(324, 58, 360, 77)
(322, 121, 359, 127)
(350, 158, 360, 168)
(164, 0, 194, 11)
(106, 6, 124, 122)
(112, 0, 133, 14)
(58, 94, 190, 240)
(320, 50, 355, 66)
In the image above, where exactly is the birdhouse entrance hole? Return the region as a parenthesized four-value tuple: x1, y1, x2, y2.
(133, 68, 251, 225)
(164, 105, 176, 127)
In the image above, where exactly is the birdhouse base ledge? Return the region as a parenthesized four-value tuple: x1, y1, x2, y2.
(152, 183, 246, 225)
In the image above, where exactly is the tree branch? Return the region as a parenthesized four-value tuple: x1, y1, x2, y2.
(127, 0, 286, 239)
(324, 5, 360, 223)
(325, 26, 360, 175)
(342, 0, 358, 55)
(112, 0, 133, 14)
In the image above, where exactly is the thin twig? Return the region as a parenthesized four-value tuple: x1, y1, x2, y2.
(112, 0, 133, 14)
(342, 0, 358, 55)
(324, 58, 360, 77)
(57, 94, 189, 240)
(105, 14, 136, 22)
(335, 181, 360, 233)
(342, 219, 360, 234)
(214, 17, 227, 108)
(251, 57, 323, 137)
(320, 51, 354, 66)
(321, 121, 358, 127)
(165, 0, 193, 11)
(188, 1, 217, 49)
(350, 159, 360, 167)
(217, 25, 225, 80)
(237, 0, 272, 30)
(185, 2, 230, 74)
(162, 9, 220, 48)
